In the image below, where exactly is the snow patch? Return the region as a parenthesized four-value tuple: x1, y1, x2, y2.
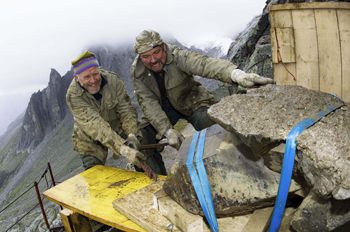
(184, 36, 233, 58)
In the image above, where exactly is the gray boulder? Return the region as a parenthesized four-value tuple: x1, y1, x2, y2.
(207, 85, 348, 200)
(163, 124, 301, 217)
(291, 192, 350, 232)
(296, 105, 350, 200)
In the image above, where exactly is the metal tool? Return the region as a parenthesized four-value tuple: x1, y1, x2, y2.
(166, 223, 173, 231)
(139, 160, 159, 182)
(128, 142, 169, 182)
(139, 142, 169, 150)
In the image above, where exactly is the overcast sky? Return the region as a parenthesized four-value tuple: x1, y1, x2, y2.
(0, 0, 266, 136)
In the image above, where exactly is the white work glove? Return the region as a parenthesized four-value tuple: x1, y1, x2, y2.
(231, 69, 275, 88)
(164, 129, 185, 151)
(119, 144, 146, 168)
(124, 134, 141, 151)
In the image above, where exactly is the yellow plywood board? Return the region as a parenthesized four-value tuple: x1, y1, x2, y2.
(271, 27, 295, 64)
(315, 9, 342, 97)
(338, 9, 350, 102)
(43, 165, 166, 232)
(273, 63, 296, 86)
(292, 9, 319, 90)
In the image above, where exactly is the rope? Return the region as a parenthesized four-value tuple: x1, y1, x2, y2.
(5, 196, 47, 232)
(45, 174, 49, 188)
(3, 183, 55, 231)
(274, 27, 296, 81)
(245, 55, 271, 72)
(0, 184, 35, 214)
(1, 165, 52, 214)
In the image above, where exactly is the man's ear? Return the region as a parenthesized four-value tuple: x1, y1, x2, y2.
(163, 42, 166, 52)
(74, 74, 79, 82)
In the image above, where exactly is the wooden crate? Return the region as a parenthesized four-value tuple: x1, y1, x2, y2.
(269, 2, 350, 103)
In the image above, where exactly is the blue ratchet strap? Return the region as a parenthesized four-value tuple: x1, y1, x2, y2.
(195, 130, 219, 232)
(186, 129, 219, 232)
(269, 103, 345, 232)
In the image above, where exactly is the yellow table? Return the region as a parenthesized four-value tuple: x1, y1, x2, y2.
(43, 165, 166, 232)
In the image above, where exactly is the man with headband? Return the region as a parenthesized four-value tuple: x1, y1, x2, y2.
(66, 50, 166, 174)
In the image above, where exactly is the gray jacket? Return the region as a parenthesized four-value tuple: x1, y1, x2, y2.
(130, 43, 237, 139)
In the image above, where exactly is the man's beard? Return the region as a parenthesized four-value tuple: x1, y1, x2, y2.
(150, 59, 164, 73)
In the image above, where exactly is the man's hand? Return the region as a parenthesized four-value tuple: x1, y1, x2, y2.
(125, 134, 141, 151)
(231, 69, 275, 88)
(120, 145, 146, 168)
(164, 129, 185, 150)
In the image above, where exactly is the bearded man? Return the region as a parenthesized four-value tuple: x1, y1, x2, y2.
(130, 30, 274, 151)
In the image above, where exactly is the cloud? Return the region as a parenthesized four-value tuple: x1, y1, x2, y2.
(0, 0, 266, 134)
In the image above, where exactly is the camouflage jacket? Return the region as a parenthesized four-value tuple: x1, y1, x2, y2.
(66, 70, 141, 163)
(130, 43, 237, 139)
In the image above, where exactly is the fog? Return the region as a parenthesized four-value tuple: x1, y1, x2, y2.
(0, 0, 266, 136)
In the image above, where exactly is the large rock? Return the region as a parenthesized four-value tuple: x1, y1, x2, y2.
(296, 105, 350, 200)
(243, 35, 273, 78)
(291, 192, 350, 232)
(208, 85, 344, 152)
(207, 85, 348, 200)
(163, 124, 301, 217)
(19, 69, 72, 151)
(226, 0, 287, 78)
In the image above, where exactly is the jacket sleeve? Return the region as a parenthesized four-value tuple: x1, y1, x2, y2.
(173, 48, 237, 85)
(113, 78, 142, 138)
(132, 77, 172, 139)
(66, 90, 125, 156)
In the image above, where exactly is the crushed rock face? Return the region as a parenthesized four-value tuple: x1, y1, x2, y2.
(296, 105, 350, 200)
(208, 85, 349, 200)
(208, 85, 344, 141)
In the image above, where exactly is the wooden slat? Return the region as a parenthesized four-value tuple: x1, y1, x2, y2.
(60, 209, 74, 232)
(338, 9, 350, 103)
(271, 27, 296, 64)
(292, 9, 319, 90)
(44, 165, 166, 232)
(270, 10, 293, 28)
(273, 63, 297, 86)
(60, 208, 92, 232)
(270, 9, 296, 86)
(315, 9, 342, 97)
(156, 193, 209, 232)
(241, 207, 274, 232)
(113, 180, 181, 232)
(270, 2, 350, 11)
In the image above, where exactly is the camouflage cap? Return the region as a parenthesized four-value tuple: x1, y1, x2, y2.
(133, 30, 163, 54)
(71, 50, 99, 75)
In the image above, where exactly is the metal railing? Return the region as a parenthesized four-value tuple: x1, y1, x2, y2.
(0, 162, 63, 232)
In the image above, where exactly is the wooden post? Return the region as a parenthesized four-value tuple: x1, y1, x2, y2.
(60, 208, 92, 232)
(47, 162, 63, 210)
(34, 181, 50, 229)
